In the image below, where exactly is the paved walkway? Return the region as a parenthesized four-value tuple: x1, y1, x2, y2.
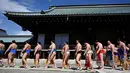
(0, 59, 130, 73)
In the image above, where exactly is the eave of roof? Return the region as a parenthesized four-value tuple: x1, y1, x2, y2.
(0, 35, 33, 42)
(4, 3, 130, 16)
(0, 29, 7, 33)
(0, 35, 33, 37)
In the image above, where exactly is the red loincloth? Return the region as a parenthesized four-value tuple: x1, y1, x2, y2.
(85, 56, 90, 68)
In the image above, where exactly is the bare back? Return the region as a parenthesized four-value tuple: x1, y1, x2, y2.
(96, 43, 103, 50)
(10, 43, 17, 49)
(35, 44, 42, 51)
(0, 43, 5, 50)
(75, 43, 82, 51)
(49, 43, 56, 50)
(107, 44, 114, 51)
(119, 42, 126, 50)
(87, 44, 91, 51)
(63, 45, 69, 53)
(24, 43, 31, 50)
(119, 42, 127, 55)
(85, 43, 92, 56)
(114, 46, 118, 53)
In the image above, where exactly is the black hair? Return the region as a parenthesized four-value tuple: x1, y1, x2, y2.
(38, 42, 41, 44)
(51, 40, 55, 43)
(76, 40, 80, 42)
(26, 41, 30, 44)
(117, 38, 121, 41)
(65, 42, 68, 44)
(0, 40, 4, 44)
(12, 40, 16, 43)
(84, 40, 89, 43)
(107, 40, 110, 41)
(95, 40, 98, 43)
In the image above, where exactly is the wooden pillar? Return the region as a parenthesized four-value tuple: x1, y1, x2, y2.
(17, 51, 20, 59)
(42, 51, 45, 59)
(58, 51, 61, 59)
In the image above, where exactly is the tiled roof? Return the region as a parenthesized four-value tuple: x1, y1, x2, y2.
(4, 3, 130, 16)
(0, 35, 32, 42)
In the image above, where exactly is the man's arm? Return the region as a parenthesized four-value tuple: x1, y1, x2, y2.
(64, 46, 67, 54)
(77, 44, 81, 51)
(84, 45, 88, 56)
(84, 49, 87, 56)
(49, 45, 55, 55)
(96, 45, 101, 54)
(122, 44, 126, 54)
(34, 46, 38, 55)
(123, 44, 127, 60)
(5, 44, 12, 54)
(21, 44, 27, 53)
(3, 44, 5, 50)
(75, 45, 79, 56)
(62, 46, 65, 54)
(111, 45, 115, 60)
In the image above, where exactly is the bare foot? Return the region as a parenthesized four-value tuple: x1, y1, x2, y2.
(122, 68, 125, 71)
(91, 69, 95, 72)
(100, 67, 104, 70)
(24, 65, 28, 69)
(62, 67, 64, 69)
(96, 66, 100, 69)
(54, 67, 57, 69)
(7, 66, 10, 68)
(77, 67, 79, 70)
(12, 64, 15, 67)
(69, 66, 71, 69)
(36, 66, 40, 68)
(80, 67, 83, 71)
(44, 66, 48, 69)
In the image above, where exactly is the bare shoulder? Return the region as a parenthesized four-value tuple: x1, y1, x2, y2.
(2, 43, 5, 46)
(65, 45, 69, 48)
(110, 44, 113, 47)
(67, 45, 69, 48)
(25, 44, 28, 47)
(28, 43, 31, 46)
(10, 43, 13, 46)
(15, 43, 17, 46)
(88, 44, 91, 47)
(40, 45, 42, 48)
(120, 42, 125, 47)
(78, 43, 81, 46)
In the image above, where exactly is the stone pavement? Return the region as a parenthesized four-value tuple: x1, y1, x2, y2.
(0, 59, 130, 73)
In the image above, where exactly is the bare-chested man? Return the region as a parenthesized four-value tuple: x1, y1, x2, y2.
(45, 40, 57, 68)
(117, 40, 127, 70)
(61, 42, 71, 69)
(34, 42, 42, 68)
(84, 42, 94, 71)
(75, 40, 82, 70)
(127, 44, 130, 69)
(21, 41, 31, 68)
(5, 40, 17, 67)
(0, 40, 5, 66)
(127, 44, 130, 61)
(107, 40, 116, 69)
(113, 44, 120, 66)
(95, 41, 104, 70)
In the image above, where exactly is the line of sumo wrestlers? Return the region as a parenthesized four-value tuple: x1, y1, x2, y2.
(0, 39, 130, 71)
